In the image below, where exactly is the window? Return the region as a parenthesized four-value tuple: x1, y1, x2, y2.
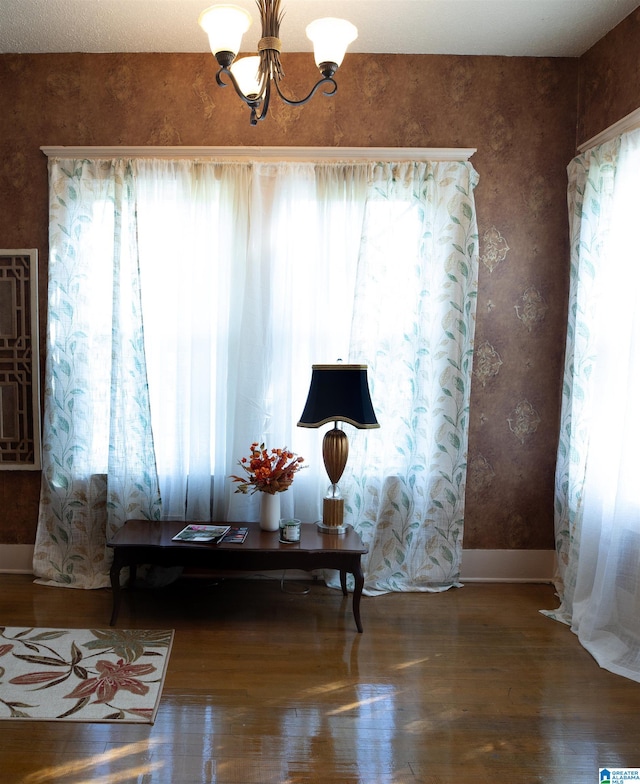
(36, 150, 479, 593)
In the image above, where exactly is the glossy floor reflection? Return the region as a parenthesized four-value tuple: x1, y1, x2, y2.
(1, 574, 639, 783)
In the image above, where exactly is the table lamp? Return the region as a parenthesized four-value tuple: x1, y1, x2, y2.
(297, 364, 379, 533)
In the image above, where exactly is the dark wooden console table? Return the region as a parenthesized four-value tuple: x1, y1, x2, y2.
(107, 520, 368, 632)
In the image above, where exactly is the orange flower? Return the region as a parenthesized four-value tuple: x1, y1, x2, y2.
(230, 443, 306, 495)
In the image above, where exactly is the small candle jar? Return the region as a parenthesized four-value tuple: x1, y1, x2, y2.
(279, 518, 301, 543)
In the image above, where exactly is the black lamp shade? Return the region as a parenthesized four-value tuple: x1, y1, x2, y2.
(297, 364, 379, 429)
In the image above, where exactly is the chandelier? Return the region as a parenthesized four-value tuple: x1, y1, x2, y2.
(198, 1, 358, 125)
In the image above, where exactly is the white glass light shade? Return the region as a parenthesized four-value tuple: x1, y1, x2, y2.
(198, 4, 252, 57)
(230, 55, 262, 98)
(305, 18, 358, 68)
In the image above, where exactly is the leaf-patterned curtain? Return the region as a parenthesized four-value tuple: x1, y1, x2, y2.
(34, 160, 161, 588)
(546, 137, 620, 621)
(545, 129, 640, 683)
(343, 161, 479, 594)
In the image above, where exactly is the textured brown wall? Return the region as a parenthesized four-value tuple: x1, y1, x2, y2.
(0, 50, 579, 549)
(578, 8, 640, 146)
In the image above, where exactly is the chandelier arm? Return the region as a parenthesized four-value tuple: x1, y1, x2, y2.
(215, 66, 268, 107)
(273, 76, 338, 107)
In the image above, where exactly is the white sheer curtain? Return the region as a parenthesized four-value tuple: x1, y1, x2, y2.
(135, 160, 252, 521)
(35, 156, 479, 594)
(136, 160, 366, 525)
(547, 128, 640, 682)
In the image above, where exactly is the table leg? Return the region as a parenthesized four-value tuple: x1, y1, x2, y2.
(352, 559, 364, 633)
(339, 569, 348, 596)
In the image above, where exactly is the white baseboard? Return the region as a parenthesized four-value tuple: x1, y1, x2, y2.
(0, 544, 555, 582)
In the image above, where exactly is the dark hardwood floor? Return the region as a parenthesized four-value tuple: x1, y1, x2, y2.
(0, 573, 638, 783)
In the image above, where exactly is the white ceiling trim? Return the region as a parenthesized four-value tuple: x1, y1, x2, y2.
(578, 106, 640, 152)
(40, 146, 476, 162)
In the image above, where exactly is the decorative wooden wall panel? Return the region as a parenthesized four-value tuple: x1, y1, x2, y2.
(0, 250, 41, 469)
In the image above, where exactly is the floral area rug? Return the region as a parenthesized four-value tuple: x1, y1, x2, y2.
(0, 627, 174, 723)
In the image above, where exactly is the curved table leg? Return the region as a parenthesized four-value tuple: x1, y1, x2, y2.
(339, 569, 348, 596)
(352, 560, 364, 633)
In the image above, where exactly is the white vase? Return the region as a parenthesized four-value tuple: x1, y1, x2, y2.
(259, 492, 280, 531)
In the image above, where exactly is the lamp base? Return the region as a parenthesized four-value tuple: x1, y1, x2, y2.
(318, 497, 347, 534)
(317, 521, 348, 534)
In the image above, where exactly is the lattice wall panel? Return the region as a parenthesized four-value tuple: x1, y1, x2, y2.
(0, 250, 41, 469)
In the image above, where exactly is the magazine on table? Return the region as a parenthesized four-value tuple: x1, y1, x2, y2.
(172, 524, 231, 543)
(220, 526, 249, 544)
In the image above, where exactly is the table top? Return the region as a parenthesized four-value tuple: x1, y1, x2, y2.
(108, 520, 367, 555)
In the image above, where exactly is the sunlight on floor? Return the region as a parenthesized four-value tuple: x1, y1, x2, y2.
(389, 657, 431, 670)
(327, 691, 394, 716)
(22, 738, 165, 784)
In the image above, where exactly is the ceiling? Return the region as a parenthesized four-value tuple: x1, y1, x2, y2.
(1, 0, 639, 58)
